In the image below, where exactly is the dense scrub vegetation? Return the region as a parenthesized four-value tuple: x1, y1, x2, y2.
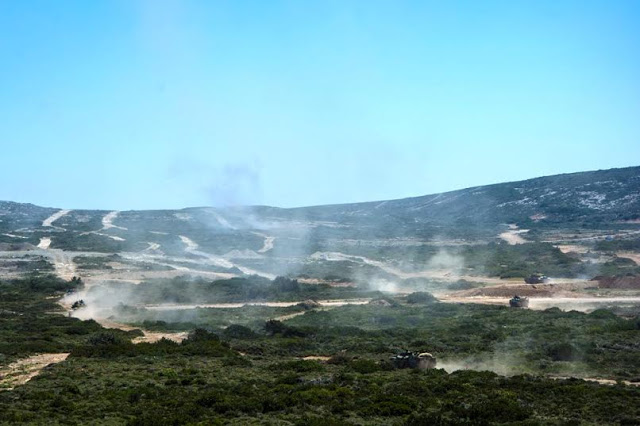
(4, 355, 640, 425)
(3, 276, 640, 424)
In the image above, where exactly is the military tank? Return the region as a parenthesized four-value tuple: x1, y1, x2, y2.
(391, 351, 437, 369)
(509, 295, 529, 308)
(71, 300, 86, 310)
(525, 274, 549, 284)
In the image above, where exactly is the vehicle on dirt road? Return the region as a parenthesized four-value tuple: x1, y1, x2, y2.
(391, 351, 437, 369)
(509, 295, 529, 308)
(525, 274, 550, 284)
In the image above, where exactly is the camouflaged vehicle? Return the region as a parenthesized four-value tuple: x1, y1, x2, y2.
(509, 295, 529, 308)
(391, 351, 437, 369)
(525, 274, 550, 284)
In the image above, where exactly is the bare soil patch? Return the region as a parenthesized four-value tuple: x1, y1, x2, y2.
(0, 353, 69, 391)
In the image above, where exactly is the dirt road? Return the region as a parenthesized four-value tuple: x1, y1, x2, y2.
(142, 298, 372, 311)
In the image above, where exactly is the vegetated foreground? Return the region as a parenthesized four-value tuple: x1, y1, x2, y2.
(2, 275, 640, 425)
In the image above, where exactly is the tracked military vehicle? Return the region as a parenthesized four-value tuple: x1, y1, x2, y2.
(391, 351, 437, 369)
(509, 295, 529, 308)
(525, 274, 549, 284)
(71, 300, 86, 310)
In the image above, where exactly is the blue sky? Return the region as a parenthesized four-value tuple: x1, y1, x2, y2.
(1, 0, 638, 210)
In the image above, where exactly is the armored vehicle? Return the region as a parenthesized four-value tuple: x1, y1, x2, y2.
(509, 295, 529, 308)
(391, 351, 437, 369)
(71, 300, 86, 310)
(525, 274, 549, 284)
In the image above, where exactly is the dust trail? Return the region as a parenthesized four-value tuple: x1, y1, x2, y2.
(211, 211, 237, 230)
(42, 209, 71, 228)
(102, 211, 127, 230)
(0, 353, 69, 391)
(499, 224, 529, 245)
(310, 251, 473, 281)
(47, 250, 77, 280)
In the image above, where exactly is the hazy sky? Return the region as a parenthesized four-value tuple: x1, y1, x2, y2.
(1, 0, 638, 210)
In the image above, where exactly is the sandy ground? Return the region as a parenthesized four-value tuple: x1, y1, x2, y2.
(301, 356, 331, 361)
(550, 376, 640, 387)
(0, 353, 69, 391)
(617, 252, 640, 265)
(37, 237, 51, 249)
(95, 318, 187, 344)
(556, 244, 591, 254)
(498, 229, 529, 245)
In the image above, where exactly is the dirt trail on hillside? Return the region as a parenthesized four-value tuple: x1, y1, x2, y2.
(42, 209, 71, 228)
(179, 235, 275, 279)
(0, 353, 69, 391)
(252, 232, 275, 253)
(102, 211, 127, 230)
